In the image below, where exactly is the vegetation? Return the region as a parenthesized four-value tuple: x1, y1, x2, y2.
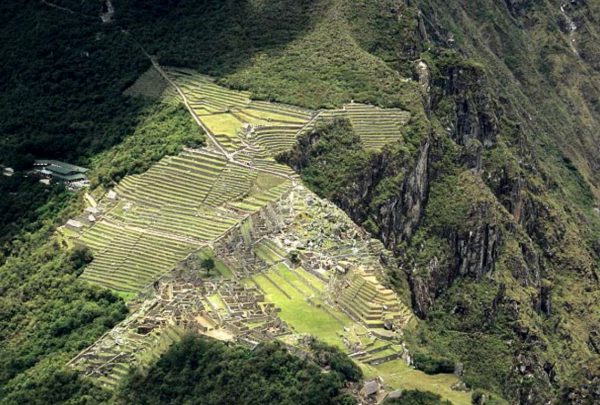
(0, 175, 69, 258)
(411, 352, 455, 375)
(279, 118, 373, 202)
(117, 335, 359, 405)
(383, 390, 452, 405)
(274, 1, 600, 402)
(279, 117, 425, 235)
(252, 265, 353, 348)
(0, 221, 127, 398)
(90, 102, 204, 188)
(0, 1, 204, 399)
(1, 0, 599, 403)
(0, 2, 147, 167)
(118, 0, 423, 111)
(200, 257, 215, 276)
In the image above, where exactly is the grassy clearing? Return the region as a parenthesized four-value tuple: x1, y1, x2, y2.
(252, 265, 352, 348)
(200, 113, 244, 136)
(361, 360, 473, 405)
(196, 247, 233, 279)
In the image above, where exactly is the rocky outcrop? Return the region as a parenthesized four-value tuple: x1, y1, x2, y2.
(509, 352, 555, 405)
(413, 60, 432, 113)
(375, 140, 430, 247)
(408, 200, 504, 316)
(431, 55, 499, 150)
(560, 359, 600, 405)
(280, 119, 430, 248)
(454, 214, 500, 279)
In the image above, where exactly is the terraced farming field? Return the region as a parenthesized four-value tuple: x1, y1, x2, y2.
(73, 146, 294, 292)
(302, 103, 411, 150)
(79, 222, 196, 291)
(165, 68, 313, 156)
(251, 264, 355, 348)
(65, 66, 471, 403)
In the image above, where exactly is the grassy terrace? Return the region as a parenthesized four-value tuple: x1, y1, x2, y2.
(228, 181, 292, 213)
(77, 139, 296, 292)
(253, 239, 285, 265)
(204, 164, 258, 207)
(251, 124, 305, 155)
(72, 324, 185, 391)
(167, 68, 317, 157)
(79, 221, 196, 292)
(114, 150, 228, 208)
(362, 360, 473, 405)
(298, 103, 411, 150)
(337, 269, 410, 328)
(251, 264, 353, 348)
(69, 67, 465, 401)
(169, 68, 412, 157)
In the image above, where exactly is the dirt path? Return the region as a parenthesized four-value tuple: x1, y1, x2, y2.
(41, 0, 96, 19)
(147, 57, 232, 159)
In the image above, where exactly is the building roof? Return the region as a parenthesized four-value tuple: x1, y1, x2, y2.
(360, 380, 380, 397)
(66, 219, 83, 228)
(34, 160, 88, 175)
(51, 172, 88, 182)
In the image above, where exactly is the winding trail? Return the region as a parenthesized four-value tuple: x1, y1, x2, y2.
(41, 0, 96, 19)
(37, 3, 298, 183)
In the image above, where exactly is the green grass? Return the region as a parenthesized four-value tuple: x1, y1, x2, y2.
(251, 264, 353, 348)
(361, 360, 473, 405)
(207, 294, 226, 311)
(196, 247, 233, 279)
(113, 291, 138, 302)
(201, 113, 244, 136)
(292, 267, 326, 292)
(253, 240, 284, 264)
(240, 108, 308, 124)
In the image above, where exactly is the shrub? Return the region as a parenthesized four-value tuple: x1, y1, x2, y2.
(412, 351, 455, 375)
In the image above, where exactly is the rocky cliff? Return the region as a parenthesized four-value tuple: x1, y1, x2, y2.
(281, 1, 600, 402)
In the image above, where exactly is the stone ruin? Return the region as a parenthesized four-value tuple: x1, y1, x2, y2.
(69, 182, 415, 389)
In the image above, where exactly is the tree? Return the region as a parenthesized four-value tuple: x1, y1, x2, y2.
(200, 257, 215, 276)
(68, 245, 94, 272)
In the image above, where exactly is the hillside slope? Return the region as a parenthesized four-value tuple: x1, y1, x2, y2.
(0, 0, 599, 404)
(276, 0, 600, 403)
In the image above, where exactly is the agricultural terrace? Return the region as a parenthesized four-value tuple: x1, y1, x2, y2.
(65, 66, 468, 402)
(73, 146, 294, 292)
(301, 103, 411, 150)
(166, 68, 411, 156)
(165, 68, 313, 155)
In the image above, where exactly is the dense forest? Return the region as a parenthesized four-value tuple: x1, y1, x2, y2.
(118, 336, 361, 405)
(0, 1, 205, 403)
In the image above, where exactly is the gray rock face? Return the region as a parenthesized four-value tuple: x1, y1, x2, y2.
(376, 140, 430, 248)
(437, 65, 498, 149)
(455, 219, 500, 278)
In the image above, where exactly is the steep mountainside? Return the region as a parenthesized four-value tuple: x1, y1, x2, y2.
(274, 0, 600, 402)
(1, 1, 599, 404)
